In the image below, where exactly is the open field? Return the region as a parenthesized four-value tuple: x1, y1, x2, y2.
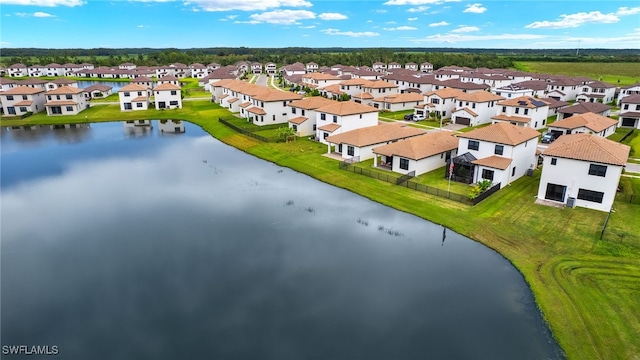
(2, 101, 640, 360)
(514, 62, 640, 86)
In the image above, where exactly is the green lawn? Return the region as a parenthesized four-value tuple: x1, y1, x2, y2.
(514, 62, 640, 86)
(2, 102, 640, 360)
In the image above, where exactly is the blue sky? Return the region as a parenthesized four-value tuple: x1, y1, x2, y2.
(1, 0, 639, 49)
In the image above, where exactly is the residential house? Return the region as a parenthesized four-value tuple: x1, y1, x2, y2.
(494, 84, 536, 99)
(372, 131, 458, 176)
(132, 76, 155, 89)
(546, 78, 582, 101)
(119, 62, 136, 70)
(8, 63, 28, 77)
(556, 102, 611, 121)
(302, 73, 342, 89)
(17, 77, 47, 89)
(617, 83, 640, 105)
(265, 62, 277, 75)
(491, 96, 550, 130)
(315, 101, 379, 143)
(388, 62, 401, 71)
(352, 69, 383, 80)
(419, 88, 465, 120)
(153, 83, 182, 110)
(541, 97, 569, 119)
(306, 62, 319, 73)
(245, 89, 303, 126)
(45, 78, 78, 91)
(353, 80, 399, 106)
(118, 83, 151, 111)
(434, 79, 490, 93)
(420, 62, 434, 73)
(190, 63, 208, 78)
(207, 63, 221, 71)
(370, 92, 424, 112)
(451, 91, 505, 126)
(84, 84, 113, 99)
(44, 86, 88, 116)
(372, 62, 387, 73)
(576, 80, 616, 104)
(251, 62, 263, 74)
(157, 75, 180, 86)
(453, 122, 539, 187)
(1, 86, 46, 115)
(537, 134, 630, 212)
(547, 112, 618, 138)
(618, 94, 640, 129)
(28, 65, 47, 77)
(326, 122, 426, 161)
(405, 62, 418, 71)
(45, 63, 65, 77)
(280, 62, 306, 77)
(287, 97, 337, 137)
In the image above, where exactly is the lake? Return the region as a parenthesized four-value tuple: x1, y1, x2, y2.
(0, 121, 564, 359)
(76, 80, 138, 92)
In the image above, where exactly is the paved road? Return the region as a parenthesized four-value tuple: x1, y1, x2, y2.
(255, 74, 268, 87)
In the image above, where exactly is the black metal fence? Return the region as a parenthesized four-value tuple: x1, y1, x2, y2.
(619, 129, 635, 143)
(338, 162, 500, 206)
(218, 117, 277, 142)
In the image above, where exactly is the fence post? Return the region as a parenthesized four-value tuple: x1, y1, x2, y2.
(600, 210, 612, 240)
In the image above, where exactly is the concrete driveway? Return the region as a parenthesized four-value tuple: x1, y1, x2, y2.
(255, 74, 268, 87)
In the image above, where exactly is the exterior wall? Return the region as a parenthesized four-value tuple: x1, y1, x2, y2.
(288, 107, 317, 137)
(579, 86, 616, 104)
(316, 112, 378, 144)
(537, 157, 621, 212)
(118, 91, 149, 111)
(497, 105, 549, 129)
(248, 101, 291, 126)
(289, 120, 314, 137)
(2, 93, 46, 115)
(617, 85, 640, 105)
(335, 143, 382, 161)
(494, 88, 535, 99)
(45, 93, 88, 116)
(376, 101, 422, 112)
(9, 67, 28, 77)
(474, 165, 509, 186)
(425, 95, 457, 119)
(154, 90, 182, 110)
(547, 124, 617, 138)
(393, 149, 457, 176)
(452, 101, 500, 126)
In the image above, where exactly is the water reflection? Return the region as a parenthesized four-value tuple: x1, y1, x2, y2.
(0, 123, 563, 360)
(158, 119, 185, 134)
(123, 120, 153, 137)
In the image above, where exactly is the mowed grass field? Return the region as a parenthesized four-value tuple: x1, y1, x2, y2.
(2, 96, 640, 359)
(514, 62, 640, 86)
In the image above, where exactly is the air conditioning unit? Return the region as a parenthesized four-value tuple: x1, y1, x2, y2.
(567, 197, 576, 208)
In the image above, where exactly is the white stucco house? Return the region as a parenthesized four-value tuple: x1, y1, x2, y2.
(287, 97, 337, 137)
(325, 122, 426, 161)
(617, 83, 640, 105)
(556, 102, 612, 121)
(153, 83, 182, 110)
(8, 63, 28, 77)
(315, 101, 379, 143)
(370, 92, 424, 112)
(420, 88, 466, 120)
(546, 112, 618, 138)
(618, 94, 640, 129)
(491, 96, 550, 130)
(84, 84, 113, 99)
(118, 83, 151, 111)
(453, 122, 540, 187)
(245, 89, 303, 126)
(537, 134, 630, 212)
(576, 81, 616, 104)
(1, 86, 46, 115)
(372, 131, 459, 176)
(451, 91, 505, 126)
(45, 86, 88, 116)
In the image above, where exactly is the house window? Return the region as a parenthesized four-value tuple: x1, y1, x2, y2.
(170, 101, 178, 106)
(6, 95, 14, 100)
(333, 115, 337, 123)
(323, 132, 329, 139)
(502, 106, 506, 112)
(472, 103, 476, 109)
(138, 92, 142, 96)
(588, 164, 607, 177)
(481, 169, 494, 181)
(431, 98, 439, 104)
(399, 158, 409, 170)
(292, 124, 297, 132)
(66, 94, 72, 100)
(524, 109, 529, 115)
(124, 92, 130, 97)
(136, 102, 143, 108)
(551, 158, 557, 165)
(292, 108, 296, 114)
(515, 108, 520, 114)
(302, 109, 305, 116)
(577, 189, 604, 203)
(171, 91, 177, 95)
(494, 145, 504, 155)
(273, 115, 276, 121)
(468, 140, 479, 151)
(313, 124, 317, 131)
(19, 107, 27, 112)
(124, 103, 132, 110)
(66, 106, 73, 111)
(512, 167, 516, 176)
(22, 95, 27, 100)
(320, 113, 326, 120)
(347, 146, 355, 156)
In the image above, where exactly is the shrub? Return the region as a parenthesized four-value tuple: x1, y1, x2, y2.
(469, 179, 493, 199)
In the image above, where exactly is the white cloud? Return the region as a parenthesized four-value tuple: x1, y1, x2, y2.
(0, 41, 11, 45)
(616, 7, 640, 16)
(384, 26, 417, 31)
(373, 9, 387, 13)
(383, 0, 441, 5)
(187, 0, 312, 12)
(463, 3, 486, 13)
(0, 0, 83, 6)
(318, 12, 347, 20)
(525, 11, 619, 29)
(451, 25, 479, 33)
(408, 17, 418, 21)
(299, 25, 315, 29)
(249, 9, 315, 24)
(137, 24, 150, 28)
(407, 6, 429, 12)
(414, 33, 545, 44)
(321, 28, 379, 37)
(33, 11, 54, 16)
(429, 21, 448, 27)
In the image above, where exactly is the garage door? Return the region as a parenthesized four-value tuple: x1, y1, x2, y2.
(550, 130, 564, 138)
(455, 117, 471, 125)
(621, 118, 637, 127)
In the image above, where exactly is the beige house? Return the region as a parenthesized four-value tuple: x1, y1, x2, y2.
(1, 86, 46, 115)
(153, 83, 182, 110)
(118, 83, 151, 111)
(45, 86, 88, 115)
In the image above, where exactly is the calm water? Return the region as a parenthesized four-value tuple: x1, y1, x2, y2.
(0, 121, 564, 359)
(77, 80, 138, 92)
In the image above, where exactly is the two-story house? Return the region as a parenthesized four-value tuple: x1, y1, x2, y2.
(419, 88, 465, 120)
(491, 96, 550, 130)
(44, 86, 88, 115)
(371, 92, 424, 112)
(153, 83, 182, 110)
(537, 134, 630, 212)
(245, 89, 303, 126)
(452, 122, 539, 187)
(287, 97, 337, 137)
(617, 83, 640, 105)
(546, 112, 618, 138)
(576, 81, 616, 104)
(118, 83, 151, 111)
(451, 91, 505, 126)
(546, 78, 582, 101)
(8, 63, 28, 77)
(315, 101, 379, 143)
(556, 102, 611, 121)
(618, 94, 640, 129)
(1, 86, 46, 115)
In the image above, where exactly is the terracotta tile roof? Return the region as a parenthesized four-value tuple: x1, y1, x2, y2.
(17, 78, 47, 85)
(51, 78, 76, 85)
(326, 122, 426, 147)
(288, 116, 308, 125)
(455, 107, 478, 117)
(364, 80, 398, 89)
(85, 84, 112, 92)
(158, 75, 179, 81)
(542, 133, 630, 166)
(119, 83, 149, 92)
(372, 92, 424, 103)
(352, 92, 374, 100)
(559, 102, 611, 114)
(540, 97, 569, 109)
(239, 102, 251, 108)
(2, 86, 45, 95)
(45, 100, 78, 106)
(459, 122, 540, 145)
(227, 97, 239, 103)
(315, 101, 379, 116)
(549, 112, 618, 133)
(491, 114, 532, 123)
(252, 89, 303, 102)
(372, 131, 458, 160)
(472, 155, 513, 170)
(303, 73, 341, 81)
(318, 123, 341, 132)
(319, 84, 344, 95)
(46, 86, 85, 95)
(13, 100, 33, 106)
(131, 96, 148, 102)
(620, 111, 640, 117)
(424, 87, 466, 99)
(153, 83, 181, 91)
(246, 107, 266, 115)
(339, 78, 372, 86)
(289, 96, 337, 109)
(132, 76, 154, 83)
(621, 94, 640, 104)
(498, 96, 550, 108)
(455, 91, 505, 103)
(219, 94, 229, 99)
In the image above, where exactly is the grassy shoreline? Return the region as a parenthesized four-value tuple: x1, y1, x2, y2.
(2, 101, 639, 360)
